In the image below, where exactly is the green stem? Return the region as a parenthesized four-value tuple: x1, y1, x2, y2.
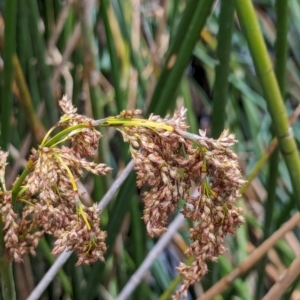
(211, 0, 235, 138)
(27, 0, 57, 125)
(100, 0, 123, 111)
(16, 0, 30, 75)
(255, 148, 279, 299)
(0, 218, 16, 300)
(13, 54, 45, 143)
(11, 122, 92, 207)
(168, 0, 180, 43)
(85, 174, 136, 299)
(235, 0, 300, 211)
(110, 0, 146, 97)
(242, 138, 278, 192)
(166, 0, 199, 56)
(159, 258, 193, 300)
(181, 78, 198, 133)
(81, 2, 112, 199)
(38, 238, 73, 296)
(11, 159, 35, 206)
(274, 0, 289, 96)
(129, 198, 146, 299)
(43, 123, 91, 147)
(255, 1, 289, 297)
(1, 0, 17, 150)
(148, 0, 214, 115)
(0, 1, 17, 298)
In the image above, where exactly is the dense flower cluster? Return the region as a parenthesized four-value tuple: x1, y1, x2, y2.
(114, 108, 195, 236)
(0, 96, 111, 264)
(176, 130, 245, 298)
(0, 97, 245, 299)
(113, 109, 245, 299)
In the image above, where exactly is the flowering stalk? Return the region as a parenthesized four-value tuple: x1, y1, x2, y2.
(0, 96, 111, 269)
(0, 96, 245, 299)
(96, 108, 245, 298)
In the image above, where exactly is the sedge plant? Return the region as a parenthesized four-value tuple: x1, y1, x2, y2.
(0, 96, 245, 299)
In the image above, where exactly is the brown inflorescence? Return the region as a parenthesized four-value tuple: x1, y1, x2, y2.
(115, 108, 195, 237)
(115, 109, 245, 299)
(0, 96, 111, 264)
(0, 98, 245, 299)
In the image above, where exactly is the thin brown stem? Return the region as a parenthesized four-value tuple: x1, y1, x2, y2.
(262, 253, 300, 300)
(197, 213, 300, 300)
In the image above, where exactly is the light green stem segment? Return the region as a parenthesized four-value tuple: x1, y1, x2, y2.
(95, 117, 174, 132)
(235, 0, 300, 211)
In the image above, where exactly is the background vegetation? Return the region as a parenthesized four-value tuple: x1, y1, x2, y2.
(1, 0, 300, 299)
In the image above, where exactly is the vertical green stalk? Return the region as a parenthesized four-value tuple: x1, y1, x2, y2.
(274, 0, 289, 96)
(0, 220, 15, 300)
(168, 0, 180, 44)
(255, 149, 279, 299)
(1, 0, 17, 150)
(148, 0, 214, 115)
(27, 0, 57, 125)
(13, 55, 45, 143)
(16, 0, 40, 110)
(181, 78, 198, 133)
(80, 3, 112, 198)
(85, 174, 136, 299)
(44, 0, 55, 41)
(255, 1, 289, 298)
(211, 0, 235, 138)
(110, 0, 146, 97)
(130, 198, 146, 299)
(0, 1, 17, 299)
(100, 0, 123, 111)
(38, 239, 72, 296)
(235, 0, 300, 211)
(166, 0, 199, 56)
(151, 0, 199, 114)
(16, 0, 30, 74)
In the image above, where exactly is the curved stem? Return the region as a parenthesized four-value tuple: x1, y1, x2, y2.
(11, 122, 92, 206)
(11, 158, 35, 206)
(43, 123, 91, 147)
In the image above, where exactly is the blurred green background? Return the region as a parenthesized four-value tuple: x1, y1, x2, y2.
(1, 0, 300, 299)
